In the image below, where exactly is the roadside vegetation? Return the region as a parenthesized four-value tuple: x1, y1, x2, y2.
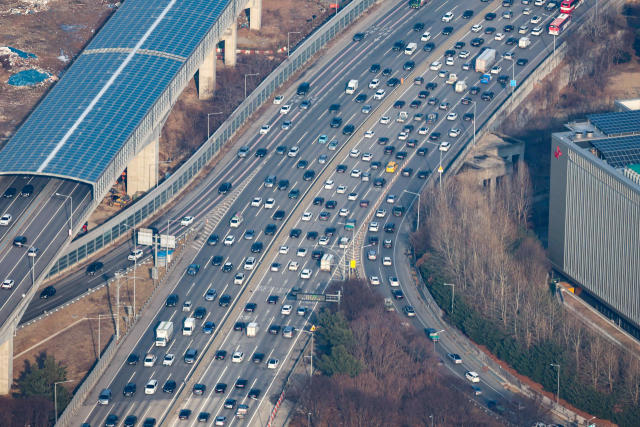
(412, 166, 640, 427)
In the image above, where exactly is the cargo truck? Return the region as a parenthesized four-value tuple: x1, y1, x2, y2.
(246, 322, 259, 337)
(454, 80, 467, 93)
(518, 37, 531, 48)
(397, 111, 409, 123)
(426, 328, 440, 341)
(183, 318, 195, 336)
(230, 212, 243, 228)
(155, 321, 173, 347)
(475, 48, 497, 73)
(409, 0, 429, 9)
(445, 73, 458, 85)
(345, 79, 358, 94)
(236, 405, 249, 419)
(384, 298, 395, 312)
(321, 254, 334, 271)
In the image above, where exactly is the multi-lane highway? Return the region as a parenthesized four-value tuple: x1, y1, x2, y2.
(66, 0, 595, 425)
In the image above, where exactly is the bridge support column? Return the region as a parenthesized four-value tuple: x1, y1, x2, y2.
(248, 0, 262, 30)
(0, 335, 13, 395)
(198, 48, 216, 100)
(221, 24, 237, 67)
(127, 137, 158, 195)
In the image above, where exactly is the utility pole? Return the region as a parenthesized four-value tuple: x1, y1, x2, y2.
(404, 190, 421, 231)
(55, 193, 73, 236)
(551, 364, 560, 404)
(115, 270, 124, 340)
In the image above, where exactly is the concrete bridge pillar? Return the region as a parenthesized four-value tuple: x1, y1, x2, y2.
(0, 335, 13, 395)
(248, 0, 262, 30)
(127, 137, 158, 195)
(221, 24, 237, 67)
(198, 48, 217, 100)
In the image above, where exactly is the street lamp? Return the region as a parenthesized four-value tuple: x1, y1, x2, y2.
(207, 112, 224, 139)
(550, 363, 560, 404)
(54, 379, 74, 422)
(434, 329, 444, 351)
(288, 32, 301, 58)
(444, 283, 454, 313)
(55, 193, 73, 237)
(429, 414, 433, 427)
(245, 73, 259, 99)
(403, 190, 421, 231)
(468, 100, 477, 146)
(338, 222, 356, 280)
(507, 57, 516, 104)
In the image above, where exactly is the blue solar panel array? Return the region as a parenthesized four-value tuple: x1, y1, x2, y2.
(587, 110, 640, 137)
(0, 0, 231, 184)
(590, 135, 640, 169)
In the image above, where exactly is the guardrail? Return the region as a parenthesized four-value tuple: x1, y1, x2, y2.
(47, 0, 379, 279)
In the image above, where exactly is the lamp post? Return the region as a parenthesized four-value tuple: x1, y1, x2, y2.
(468, 100, 477, 146)
(444, 283, 454, 313)
(114, 270, 124, 340)
(550, 363, 560, 404)
(308, 412, 312, 427)
(403, 190, 421, 231)
(55, 193, 73, 237)
(96, 314, 116, 360)
(288, 32, 301, 58)
(245, 73, 259, 99)
(54, 379, 74, 422)
(434, 329, 444, 352)
(338, 222, 356, 280)
(429, 414, 433, 427)
(207, 112, 224, 139)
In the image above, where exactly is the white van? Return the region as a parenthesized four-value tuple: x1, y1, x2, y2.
(404, 43, 417, 55)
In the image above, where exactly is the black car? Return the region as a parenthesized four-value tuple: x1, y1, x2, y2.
(303, 170, 315, 181)
(123, 415, 138, 427)
(393, 100, 405, 109)
(464, 113, 475, 122)
(387, 78, 400, 87)
(212, 256, 223, 266)
(462, 9, 474, 18)
(426, 81, 438, 90)
(444, 50, 456, 58)
(233, 322, 246, 331)
(384, 146, 395, 155)
(485, 12, 496, 20)
(336, 164, 347, 173)
(392, 206, 405, 217)
(267, 295, 279, 304)
(403, 61, 415, 71)
(289, 229, 301, 238)
(498, 75, 509, 84)
(214, 383, 228, 393)
(418, 90, 430, 98)
(353, 33, 365, 42)
(423, 42, 435, 52)
(251, 242, 263, 253)
(86, 261, 103, 275)
(215, 350, 227, 360)
(187, 264, 200, 275)
(219, 295, 231, 306)
(269, 324, 281, 334)
(105, 415, 119, 427)
(355, 93, 368, 103)
(312, 250, 324, 259)
(142, 419, 156, 427)
(313, 196, 324, 205)
(401, 168, 413, 177)
(197, 413, 210, 423)
(207, 234, 219, 245)
(127, 353, 140, 365)
(410, 100, 422, 108)
(392, 289, 404, 299)
(252, 353, 264, 363)
(255, 148, 267, 157)
(325, 200, 337, 209)
(40, 286, 56, 299)
(343, 124, 355, 135)
(469, 86, 480, 95)
(360, 199, 370, 208)
(413, 22, 425, 31)
(516, 58, 529, 66)
(461, 97, 472, 105)
(194, 307, 206, 319)
(470, 37, 484, 46)
(369, 236, 379, 245)
(485, 27, 496, 34)
(324, 227, 336, 236)
(481, 91, 494, 101)
(163, 380, 177, 393)
(123, 382, 136, 396)
(3, 188, 16, 198)
(296, 160, 308, 169)
(224, 399, 237, 409)
(503, 25, 514, 33)
(297, 82, 310, 95)
(370, 64, 380, 73)
(330, 117, 343, 128)
(429, 132, 441, 141)
(235, 379, 248, 389)
(442, 26, 453, 35)
(418, 170, 430, 179)
(506, 37, 518, 46)
(278, 179, 289, 190)
(179, 410, 192, 420)
(406, 139, 418, 148)
(377, 137, 389, 145)
(392, 40, 406, 51)
(20, 185, 33, 197)
(373, 178, 386, 188)
(385, 223, 396, 233)
(265, 224, 277, 235)
(248, 389, 261, 400)
(417, 147, 428, 156)
(222, 262, 233, 272)
(245, 303, 257, 313)
(165, 294, 179, 306)
(276, 145, 287, 154)
(454, 41, 465, 49)
(395, 151, 407, 160)
(288, 188, 300, 199)
(329, 103, 340, 113)
(218, 182, 232, 194)
(273, 210, 285, 220)
(306, 231, 318, 240)
(382, 68, 393, 76)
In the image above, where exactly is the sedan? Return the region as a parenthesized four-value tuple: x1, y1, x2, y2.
(485, 12, 496, 20)
(145, 379, 158, 395)
(446, 112, 458, 121)
(517, 58, 529, 66)
(281, 120, 292, 130)
(215, 383, 228, 393)
(392, 290, 404, 300)
(180, 216, 194, 226)
(470, 38, 484, 47)
(0, 214, 11, 226)
(447, 353, 463, 364)
(490, 65, 502, 74)
(223, 236, 235, 246)
(373, 90, 385, 101)
(530, 15, 542, 24)
(163, 354, 175, 366)
(449, 128, 461, 138)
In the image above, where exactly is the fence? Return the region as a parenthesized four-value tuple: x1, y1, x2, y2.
(48, 0, 379, 279)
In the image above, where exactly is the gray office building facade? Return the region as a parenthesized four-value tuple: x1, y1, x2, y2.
(549, 102, 640, 336)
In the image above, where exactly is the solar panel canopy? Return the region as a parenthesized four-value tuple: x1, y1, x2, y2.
(590, 135, 640, 169)
(0, 0, 230, 184)
(587, 110, 640, 137)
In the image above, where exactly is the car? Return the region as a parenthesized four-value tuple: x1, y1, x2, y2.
(162, 353, 175, 366)
(287, 147, 299, 158)
(530, 15, 542, 24)
(39, 286, 56, 298)
(105, 415, 119, 427)
(325, 200, 337, 209)
(343, 124, 355, 135)
(487, 400, 506, 415)
(370, 63, 381, 73)
(469, 86, 480, 95)
(429, 61, 442, 71)
(234, 273, 245, 284)
(281, 305, 293, 315)
(494, 32, 505, 42)
(471, 24, 483, 33)
(233, 322, 246, 331)
(215, 383, 228, 393)
(442, 11, 454, 22)
(485, 12, 496, 20)
(232, 351, 244, 363)
(318, 154, 328, 164)
(395, 151, 407, 160)
(300, 99, 311, 109)
(214, 350, 227, 360)
(392, 290, 404, 299)
(449, 128, 461, 138)
(531, 27, 543, 36)
(364, 131, 375, 141)
(248, 388, 261, 400)
(481, 91, 494, 101)
(470, 37, 484, 47)
(203, 322, 215, 334)
(446, 112, 458, 121)
(194, 307, 206, 319)
(403, 61, 415, 71)
(484, 26, 496, 34)
(376, 209, 386, 218)
(427, 96, 439, 105)
(336, 185, 347, 194)
(145, 379, 158, 395)
(491, 65, 502, 74)
(371, 161, 382, 170)
(355, 94, 367, 103)
(187, 264, 200, 275)
(439, 141, 451, 151)
(368, 79, 380, 90)
(386, 162, 398, 173)
(373, 89, 385, 100)
(545, 1, 558, 9)
(385, 223, 396, 232)
(300, 269, 312, 279)
(392, 40, 406, 51)
(517, 58, 529, 66)
(379, 116, 391, 125)
(518, 25, 529, 34)
(502, 10, 514, 18)
(429, 132, 441, 141)
(504, 24, 514, 32)
(464, 113, 475, 122)
(383, 146, 395, 155)
(0, 213, 12, 227)
(280, 104, 292, 114)
(373, 178, 386, 188)
(214, 416, 227, 426)
(193, 383, 206, 395)
(447, 353, 463, 364)
(424, 42, 436, 52)
(403, 306, 416, 317)
(235, 379, 248, 389)
(297, 306, 308, 316)
(465, 371, 480, 382)
(297, 248, 308, 258)
(197, 413, 210, 423)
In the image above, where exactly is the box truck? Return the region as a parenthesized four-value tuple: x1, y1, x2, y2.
(345, 79, 358, 94)
(475, 49, 497, 73)
(321, 254, 334, 272)
(183, 318, 195, 336)
(246, 322, 259, 337)
(455, 80, 467, 93)
(155, 321, 173, 347)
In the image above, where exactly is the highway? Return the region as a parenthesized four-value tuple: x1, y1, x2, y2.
(67, 0, 596, 425)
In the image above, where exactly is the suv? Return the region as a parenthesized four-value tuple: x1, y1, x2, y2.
(13, 236, 27, 247)
(297, 82, 310, 95)
(86, 261, 104, 275)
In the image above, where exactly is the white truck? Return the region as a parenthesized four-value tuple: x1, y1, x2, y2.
(320, 254, 334, 272)
(475, 48, 497, 73)
(230, 212, 243, 228)
(455, 80, 467, 93)
(246, 322, 259, 337)
(404, 42, 417, 55)
(384, 298, 395, 312)
(518, 37, 531, 48)
(397, 111, 409, 123)
(446, 73, 458, 85)
(155, 321, 173, 347)
(182, 318, 195, 336)
(345, 79, 358, 94)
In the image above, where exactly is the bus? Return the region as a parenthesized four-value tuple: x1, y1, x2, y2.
(409, 0, 428, 9)
(560, 0, 584, 14)
(548, 14, 572, 36)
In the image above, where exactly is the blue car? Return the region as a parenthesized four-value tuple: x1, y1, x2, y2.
(187, 264, 200, 275)
(480, 73, 492, 84)
(318, 134, 328, 144)
(203, 322, 215, 334)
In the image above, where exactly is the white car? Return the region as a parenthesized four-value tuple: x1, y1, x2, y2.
(531, 27, 543, 36)
(234, 273, 245, 285)
(145, 379, 158, 394)
(279, 245, 289, 254)
(259, 125, 271, 135)
(370, 276, 380, 285)
(143, 354, 157, 367)
(376, 209, 386, 218)
(273, 95, 284, 104)
(302, 212, 313, 221)
(503, 51, 515, 60)
(0, 214, 11, 226)
(347, 193, 358, 201)
(297, 306, 308, 316)
(389, 277, 400, 287)
(534, 0, 546, 5)
(421, 31, 431, 41)
(465, 371, 480, 383)
(530, 15, 542, 24)
(350, 169, 362, 178)
(382, 257, 392, 266)
(180, 216, 194, 226)
(163, 354, 175, 366)
(446, 112, 458, 121)
(288, 261, 300, 271)
(300, 269, 313, 279)
(128, 249, 143, 261)
(270, 263, 281, 272)
(518, 25, 529, 34)
(445, 57, 455, 66)
(373, 89, 385, 100)
(336, 185, 347, 194)
(459, 51, 470, 59)
(349, 149, 360, 158)
(380, 116, 391, 124)
(491, 65, 502, 74)
(494, 33, 505, 41)
(447, 353, 463, 364)
(362, 153, 373, 161)
(297, 248, 307, 257)
(442, 11, 454, 22)
(339, 208, 350, 217)
(364, 130, 375, 138)
(398, 132, 408, 141)
(280, 104, 292, 114)
(281, 305, 293, 315)
(1, 280, 14, 290)
(369, 222, 379, 232)
(523, 7, 532, 14)
(386, 195, 396, 203)
(232, 351, 244, 363)
(251, 197, 262, 207)
(224, 235, 235, 246)
(324, 180, 335, 190)
(244, 257, 256, 270)
(318, 236, 330, 246)
(183, 301, 192, 311)
(449, 128, 461, 138)
(369, 79, 380, 89)
(471, 24, 483, 33)
(430, 61, 442, 71)
(264, 198, 275, 209)
(288, 146, 299, 157)
(267, 359, 279, 369)
(439, 141, 451, 151)
(418, 127, 429, 135)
